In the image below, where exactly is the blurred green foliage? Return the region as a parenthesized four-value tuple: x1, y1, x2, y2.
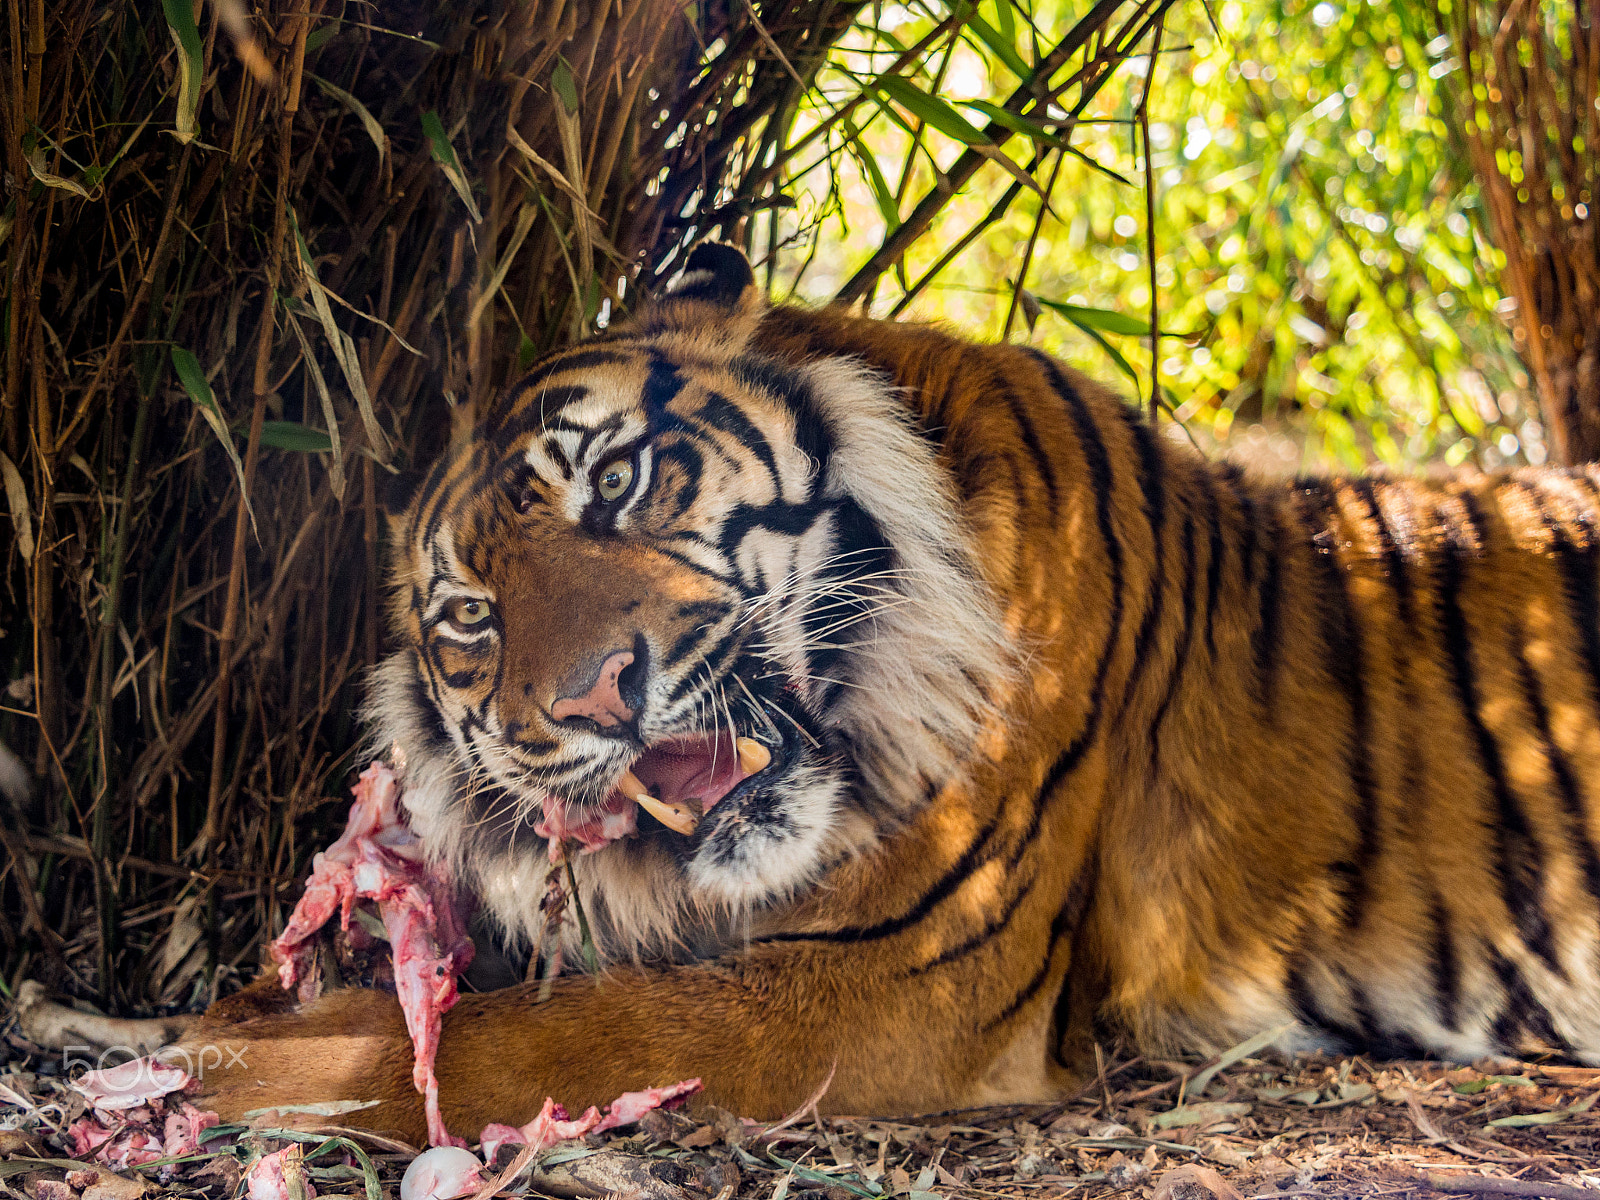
(770, 0, 1536, 473)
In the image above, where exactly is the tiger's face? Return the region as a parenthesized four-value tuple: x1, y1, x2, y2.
(370, 247, 1010, 955)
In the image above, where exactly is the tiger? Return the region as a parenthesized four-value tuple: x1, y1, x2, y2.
(184, 242, 1600, 1144)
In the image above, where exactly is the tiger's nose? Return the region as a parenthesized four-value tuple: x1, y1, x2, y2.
(551, 649, 638, 728)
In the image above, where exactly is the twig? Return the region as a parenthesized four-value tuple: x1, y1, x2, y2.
(1420, 1173, 1599, 1200)
(763, 1060, 839, 1137)
(1136, 13, 1164, 423)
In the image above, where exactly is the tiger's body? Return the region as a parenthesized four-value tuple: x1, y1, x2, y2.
(188, 246, 1600, 1142)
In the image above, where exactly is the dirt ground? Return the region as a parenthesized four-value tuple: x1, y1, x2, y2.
(5, 1021, 1600, 1200)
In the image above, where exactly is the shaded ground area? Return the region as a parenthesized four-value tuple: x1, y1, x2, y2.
(5, 1022, 1600, 1200)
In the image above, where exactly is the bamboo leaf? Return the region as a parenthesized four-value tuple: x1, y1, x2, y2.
(1068, 317, 1141, 386)
(552, 58, 580, 114)
(962, 13, 1030, 82)
(310, 74, 387, 160)
(161, 0, 203, 144)
(843, 119, 901, 231)
(27, 149, 90, 198)
(289, 210, 388, 463)
(873, 75, 992, 146)
(340, 1137, 382, 1200)
(972, 144, 1046, 197)
(1034, 295, 1151, 335)
(171, 346, 255, 536)
(0, 451, 33, 561)
(257, 421, 335, 453)
(990, 0, 1017, 54)
(1186, 1022, 1297, 1098)
(421, 109, 482, 223)
(958, 99, 1063, 147)
(468, 203, 538, 329)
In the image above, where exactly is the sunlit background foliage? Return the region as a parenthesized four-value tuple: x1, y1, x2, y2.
(774, 0, 1534, 473)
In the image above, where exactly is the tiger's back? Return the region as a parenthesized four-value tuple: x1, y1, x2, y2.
(755, 301, 1600, 1065)
(186, 248, 1600, 1140)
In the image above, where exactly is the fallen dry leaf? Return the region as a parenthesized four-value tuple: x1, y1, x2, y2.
(1152, 1162, 1246, 1200)
(0, 1130, 44, 1156)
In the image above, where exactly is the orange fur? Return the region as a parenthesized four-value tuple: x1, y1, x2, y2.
(184, 256, 1600, 1145)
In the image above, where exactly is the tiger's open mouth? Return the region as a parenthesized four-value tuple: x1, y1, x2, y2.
(534, 728, 787, 854)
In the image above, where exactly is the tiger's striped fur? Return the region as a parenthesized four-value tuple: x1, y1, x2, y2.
(187, 246, 1600, 1141)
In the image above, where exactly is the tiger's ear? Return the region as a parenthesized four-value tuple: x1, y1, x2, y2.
(381, 466, 424, 546)
(669, 243, 759, 310)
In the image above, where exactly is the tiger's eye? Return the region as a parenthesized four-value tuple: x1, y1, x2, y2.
(597, 457, 634, 502)
(452, 599, 491, 627)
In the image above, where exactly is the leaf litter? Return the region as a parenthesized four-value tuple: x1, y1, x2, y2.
(10, 1032, 1600, 1200)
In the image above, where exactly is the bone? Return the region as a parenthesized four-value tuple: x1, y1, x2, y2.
(736, 737, 771, 775)
(14, 981, 194, 1054)
(634, 794, 700, 836)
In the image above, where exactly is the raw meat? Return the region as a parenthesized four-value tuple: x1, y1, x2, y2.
(64, 1064, 217, 1170)
(270, 762, 699, 1151)
(245, 1147, 316, 1200)
(268, 761, 475, 1149)
(476, 1079, 703, 1158)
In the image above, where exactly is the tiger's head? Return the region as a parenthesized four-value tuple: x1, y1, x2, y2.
(369, 245, 1012, 958)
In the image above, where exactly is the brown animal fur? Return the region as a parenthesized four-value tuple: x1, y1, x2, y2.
(182, 251, 1600, 1145)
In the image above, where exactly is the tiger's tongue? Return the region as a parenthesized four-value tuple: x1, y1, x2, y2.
(620, 733, 750, 813)
(536, 734, 759, 859)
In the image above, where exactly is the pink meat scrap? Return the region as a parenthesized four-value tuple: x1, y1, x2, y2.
(533, 792, 637, 861)
(65, 1061, 219, 1170)
(269, 761, 475, 1149)
(477, 1079, 702, 1161)
(246, 1147, 317, 1200)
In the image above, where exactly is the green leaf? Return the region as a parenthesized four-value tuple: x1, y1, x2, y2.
(304, 21, 338, 52)
(339, 1135, 383, 1200)
(990, 0, 1017, 52)
(873, 75, 991, 146)
(310, 74, 386, 160)
(258, 421, 334, 453)
(538, 1146, 598, 1167)
(1035, 295, 1150, 336)
(552, 57, 580, 114)
(844, 119, 900, 231)
(172, 346, 255, 536)
(421, 110, 482, 223)
(958, 99, 1062, 147)
(161, 0, 204, 144)
(962, 12, 1030, 82)
(1071, 318, 1141, 386)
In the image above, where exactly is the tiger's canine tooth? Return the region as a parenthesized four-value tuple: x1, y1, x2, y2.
(736, 737, 772, 775)
(635, 792, 700, 836)
(616, 768, 650, 801)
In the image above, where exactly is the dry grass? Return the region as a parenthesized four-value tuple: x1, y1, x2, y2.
(5, 1039, 1600, 1200)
